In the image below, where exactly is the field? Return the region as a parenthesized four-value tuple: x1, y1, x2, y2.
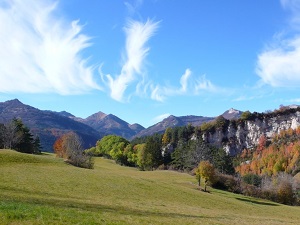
(0, 150, 300, 224)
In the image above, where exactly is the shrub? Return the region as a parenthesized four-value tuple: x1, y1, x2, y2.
(213, 173, 241, 193)
(242, 173, 262, 187)
(241, 183, 260, 197)
(277, 179, 295, 205)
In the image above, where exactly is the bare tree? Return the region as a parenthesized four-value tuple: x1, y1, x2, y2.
(62, 132, 94, 169)
(2, 121, 22, 149)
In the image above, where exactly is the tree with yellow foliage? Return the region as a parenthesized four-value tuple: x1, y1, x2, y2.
(198, 161, 216, 192)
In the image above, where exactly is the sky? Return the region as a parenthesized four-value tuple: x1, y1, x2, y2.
(1, 0, 300, 128)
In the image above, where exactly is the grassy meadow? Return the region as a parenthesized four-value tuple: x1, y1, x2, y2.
(0, 149, 300, 224)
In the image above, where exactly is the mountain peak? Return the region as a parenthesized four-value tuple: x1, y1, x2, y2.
(86, 111, 107, 121)
(222, 108, 243, 120)
(5, 98, 23, 105)
(228, 108, 240, 114)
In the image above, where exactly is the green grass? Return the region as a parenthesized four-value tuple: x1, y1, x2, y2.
(0, 149, 300, 224)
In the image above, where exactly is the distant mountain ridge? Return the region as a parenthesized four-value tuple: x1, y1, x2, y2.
(0, 99, 245, 152)
(0, 99, 102, 152)
(82, 112, 145, 140)
(133, 115, 216, 139)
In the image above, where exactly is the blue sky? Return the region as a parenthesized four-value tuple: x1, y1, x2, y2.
(1, 0, 300, 128)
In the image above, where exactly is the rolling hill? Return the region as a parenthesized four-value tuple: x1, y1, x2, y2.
(1, 149, 300, 224)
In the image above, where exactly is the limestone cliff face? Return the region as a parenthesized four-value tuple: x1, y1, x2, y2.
(202, 111, 300, 156)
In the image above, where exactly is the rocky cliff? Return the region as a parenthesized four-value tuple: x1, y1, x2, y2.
(202, 109, 300, 155)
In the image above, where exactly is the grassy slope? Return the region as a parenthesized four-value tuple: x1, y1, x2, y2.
(0, 150, 300, 225)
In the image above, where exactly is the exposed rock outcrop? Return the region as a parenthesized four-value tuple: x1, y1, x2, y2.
(202, 110, 300, 155)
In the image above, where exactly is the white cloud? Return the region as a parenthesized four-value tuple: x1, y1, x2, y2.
(152, 113, 171, 124)
(179, 68, 191, 93)
(101, 19, 159, 102)
(0, 0, 101, 95)
(149, 69, 220, 102)
(150, 85, 166, 102)
(256, 0, 300, 88)
(256, 37, 300, 87)
(195, 74, 218, 93)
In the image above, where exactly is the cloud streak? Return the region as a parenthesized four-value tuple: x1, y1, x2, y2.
(149, 69, 221, 102)
(101, 19, 159, 102)
(0, 0, 101, 95)
(256, 0, 300, 88)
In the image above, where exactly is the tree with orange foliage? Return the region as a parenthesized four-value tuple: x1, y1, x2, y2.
(257, 135, 267, 153)
(53, 136, 65, 158)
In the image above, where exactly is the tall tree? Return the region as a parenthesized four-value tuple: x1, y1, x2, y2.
(143, 136, 163, 170)
(3, 119, 22, 149)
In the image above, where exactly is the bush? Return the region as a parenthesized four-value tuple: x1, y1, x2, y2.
(241, 183, 261, 198)
(259, 173, 297, 205)
(213, 173, 241, 193)
(276, 180, 295, 205)
(242, 173, 262, 187)
(67, 152, 94, 169)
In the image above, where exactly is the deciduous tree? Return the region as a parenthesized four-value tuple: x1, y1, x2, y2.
(198, 160, 216, 192)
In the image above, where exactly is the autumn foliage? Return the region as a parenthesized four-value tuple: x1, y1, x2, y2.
(53, 132, 94, 169)
(236, 128, 300, 176)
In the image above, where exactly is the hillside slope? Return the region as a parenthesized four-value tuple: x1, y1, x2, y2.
(1, 150, 300, 224)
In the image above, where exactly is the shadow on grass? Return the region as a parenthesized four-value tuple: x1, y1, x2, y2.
(235, 197, 279, 206)
(0, 192, 222, 221)
(0, 185, 83, 201)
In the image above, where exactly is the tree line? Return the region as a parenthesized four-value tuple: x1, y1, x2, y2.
(0, 118, 41, 154)
(84, 125, 234, 174)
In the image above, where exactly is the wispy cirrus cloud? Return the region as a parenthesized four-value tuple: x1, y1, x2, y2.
(149, 69, 222, 102)
(0, 0, 101, 95)
(0, 0, 227, 103)
(256, 0, 300, 88)
(125, 0, 143, 16)
(100, 19, 159, 102)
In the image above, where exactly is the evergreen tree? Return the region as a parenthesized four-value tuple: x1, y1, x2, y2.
(144, 136, 163, 170)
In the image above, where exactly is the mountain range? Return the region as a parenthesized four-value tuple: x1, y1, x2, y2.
(0, 99, 243, 152)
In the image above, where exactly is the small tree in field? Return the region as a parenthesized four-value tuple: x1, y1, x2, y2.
(199, 161, 216, 192)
